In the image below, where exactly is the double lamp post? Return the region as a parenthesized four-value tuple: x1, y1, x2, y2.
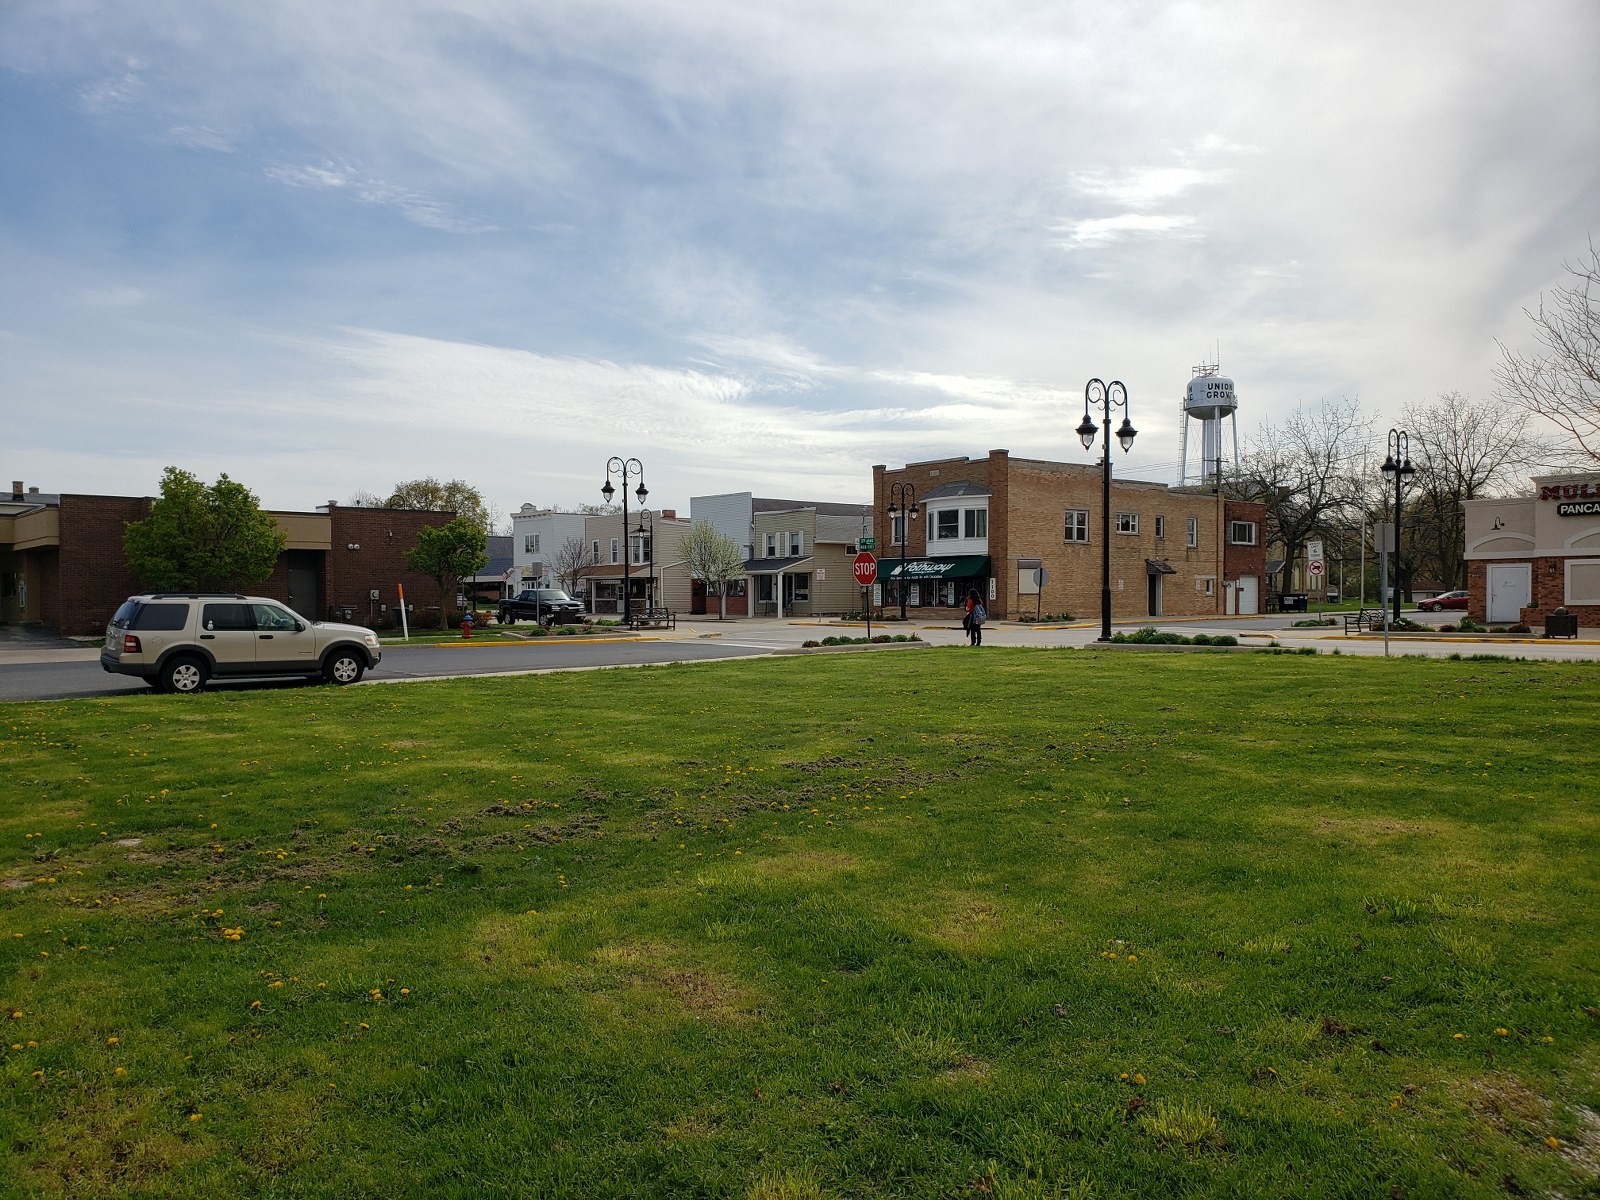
(1078, 378, 1138, 642)
(884, 482, 919, 620)
(601, 457, 647, 622)
(1380, 429, 1414, 625)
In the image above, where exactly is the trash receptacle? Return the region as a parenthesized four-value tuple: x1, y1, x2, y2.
(1279, 593, 1308, 613)
(1544, 607, 1579, 639)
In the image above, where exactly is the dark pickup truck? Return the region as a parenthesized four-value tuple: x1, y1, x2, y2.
(498, 588, 585, 626)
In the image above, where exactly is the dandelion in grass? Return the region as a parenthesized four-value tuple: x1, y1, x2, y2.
(1495, 1027, 1509, 1037)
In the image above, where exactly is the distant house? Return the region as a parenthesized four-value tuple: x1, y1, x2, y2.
(690, 492, 871, 616)
(508, 506, 588, 596)
(577, 509, 693, 616)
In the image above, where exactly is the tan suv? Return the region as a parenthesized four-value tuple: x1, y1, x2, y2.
(101, 594, 382, 693)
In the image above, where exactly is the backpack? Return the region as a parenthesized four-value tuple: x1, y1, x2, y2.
(972, 604, 986, 626)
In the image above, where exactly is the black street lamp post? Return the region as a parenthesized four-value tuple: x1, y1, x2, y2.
(1380, 429, 1415, 625)
(602, 457, 647, 624)
(885, 482, 919, 620)
(1078, 379, 1138, 642)
(634, 508, 656, 611)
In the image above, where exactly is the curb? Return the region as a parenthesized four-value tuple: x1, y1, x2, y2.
(771, 640, 930, 657)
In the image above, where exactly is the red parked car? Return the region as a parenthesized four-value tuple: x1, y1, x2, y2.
(1418, 589, 1469, 612)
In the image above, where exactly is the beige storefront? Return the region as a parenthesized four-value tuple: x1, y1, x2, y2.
(1464, 472, 1600, 628)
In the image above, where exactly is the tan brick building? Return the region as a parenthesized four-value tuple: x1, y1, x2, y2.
(871, 451, 1267, 621)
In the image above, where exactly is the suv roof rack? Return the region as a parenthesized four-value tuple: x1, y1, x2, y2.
(147, 593, 250, 599)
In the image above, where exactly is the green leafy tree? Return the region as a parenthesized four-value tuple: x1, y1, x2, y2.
(405, 518, 489, 628)
(123, 468, 287, 592)
(383, 478, 501, 536)
(683, 520, 746, 619)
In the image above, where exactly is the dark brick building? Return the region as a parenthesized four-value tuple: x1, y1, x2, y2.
(1, 482, 457, 635)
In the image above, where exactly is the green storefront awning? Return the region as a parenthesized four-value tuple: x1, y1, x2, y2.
(884, 555, 991, 581)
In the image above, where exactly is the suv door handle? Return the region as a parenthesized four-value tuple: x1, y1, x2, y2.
(259, 634, 274, 640)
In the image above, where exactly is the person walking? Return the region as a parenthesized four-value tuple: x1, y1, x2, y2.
(965, 588, 985, 646)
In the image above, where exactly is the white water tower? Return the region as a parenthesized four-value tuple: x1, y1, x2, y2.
(1178, 362, 1239, 486)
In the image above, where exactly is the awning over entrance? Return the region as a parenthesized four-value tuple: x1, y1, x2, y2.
(1145, 558, 1176, 575)
(884, 555, 991, 581)
(743, 555, 812, 574)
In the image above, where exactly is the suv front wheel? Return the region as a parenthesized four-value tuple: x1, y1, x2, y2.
(323, 649, 366, 685)
(161, 655, 208, 694)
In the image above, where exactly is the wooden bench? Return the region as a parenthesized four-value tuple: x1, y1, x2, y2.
(1343, 608, 1381, 634)
(630, 608, 676, 630)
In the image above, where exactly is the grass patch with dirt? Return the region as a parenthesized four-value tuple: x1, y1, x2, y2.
(2, 649, 1598, 1198)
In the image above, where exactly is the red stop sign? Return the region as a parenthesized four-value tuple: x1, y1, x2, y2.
(852, 552, 878, 586)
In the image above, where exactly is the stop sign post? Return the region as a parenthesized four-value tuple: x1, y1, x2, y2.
(853, 552, 878, 637)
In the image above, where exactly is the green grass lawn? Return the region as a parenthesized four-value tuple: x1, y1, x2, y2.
(3, 649, 1598, 1198)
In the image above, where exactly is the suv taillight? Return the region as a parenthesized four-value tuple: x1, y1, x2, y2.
(122, 634, 142, 654)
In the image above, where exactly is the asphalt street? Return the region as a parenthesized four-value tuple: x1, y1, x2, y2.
(1, 612, 1595, 702)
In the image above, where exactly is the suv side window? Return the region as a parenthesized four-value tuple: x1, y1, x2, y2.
(129, 603, 189, 631)
(202, 603, 253, 632)
(251, 603, 300, 631)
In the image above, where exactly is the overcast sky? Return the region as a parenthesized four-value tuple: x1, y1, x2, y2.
(5, 1, 1597, 520)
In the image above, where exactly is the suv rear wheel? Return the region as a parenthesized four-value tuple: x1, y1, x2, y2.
(161, 655, 208, 694)
(323, 649, 366, 685)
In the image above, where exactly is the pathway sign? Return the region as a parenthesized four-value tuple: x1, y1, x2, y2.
(852, 552, 879, 587)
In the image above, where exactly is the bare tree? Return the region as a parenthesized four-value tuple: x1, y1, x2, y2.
(552, 536, 590, 597)
(384, 478, 501, 537)
(1495, 240, 1600, 463)
(1402, 392, 1547, 589)
(683, 521, 746, 619)
(1226, 397, 1372, 591)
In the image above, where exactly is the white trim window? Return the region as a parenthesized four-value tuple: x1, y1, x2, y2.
(1229, 521, 1258, 546)
(630, 533, 651, 565)
(1116, 512, 1139, 535)
(765, 532, 778, 557)
(934, 509, 960, 540)
(610, 537, 620, 564)
(1065, 510, 1090, 543)
(1567, 560, 1600, 604)
(1187, 517, 1199, 548)
(891, 512, 907, 546)
(789, 531, 803, 557)
(524, 533, 539, 553)
(1154, 515, 1166, 539)
(964, 508, 987, 538)
(591, 539, 601, 565)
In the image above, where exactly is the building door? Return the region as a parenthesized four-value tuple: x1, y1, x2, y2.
(1487, 564, 1531, 623)
(286, 550, 321, 620)
(1237, 575, 1259, 615)
(1146, 572, 1162, 616)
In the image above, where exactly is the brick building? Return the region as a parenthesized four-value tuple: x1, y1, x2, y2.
(871, 451, 1267, 622)
(1463, 471, 1600, 628)
(1, 482, 456, 635)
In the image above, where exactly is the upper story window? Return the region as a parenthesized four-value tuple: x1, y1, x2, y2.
(1064, 509, 1090, 543)
(891, 512, 907, 546)
(630, 534, 651, 564)
(610, 537, 620, 564)
(1186, 517, 1199, 548)
(1154, 515, 1165, 539)
(1116, 512, 1139, 535)
(764, 532, 778, 557)
(524, 533, 538, 553)
(591, 539, 601, 564)
(788, 531, 803, 556)
(1229, 521, 1258, 546)
(931, 506, 987, 540)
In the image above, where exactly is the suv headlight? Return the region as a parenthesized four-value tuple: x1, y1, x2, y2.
(363, 633, 379, 647)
